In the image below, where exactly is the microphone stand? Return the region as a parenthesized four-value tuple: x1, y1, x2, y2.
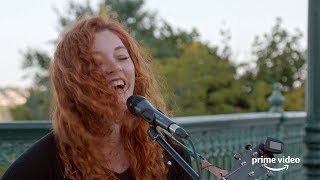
(147, 126, 200, 180)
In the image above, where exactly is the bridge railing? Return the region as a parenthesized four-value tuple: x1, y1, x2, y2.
(176, 111, 306, 179)
(0, 111, 306, 179)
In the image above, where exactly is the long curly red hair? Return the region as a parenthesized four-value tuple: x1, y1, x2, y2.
(50, 16, 167, 179)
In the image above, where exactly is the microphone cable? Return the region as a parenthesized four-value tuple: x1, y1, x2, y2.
(161, 128, 202, 179)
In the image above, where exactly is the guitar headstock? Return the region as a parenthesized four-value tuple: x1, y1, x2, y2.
(221, 137, 284, 180)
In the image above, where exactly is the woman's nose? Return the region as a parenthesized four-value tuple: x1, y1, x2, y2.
(106, 61, 122, 74)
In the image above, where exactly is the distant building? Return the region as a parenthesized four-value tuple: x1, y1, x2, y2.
(0, 87, 29, 122)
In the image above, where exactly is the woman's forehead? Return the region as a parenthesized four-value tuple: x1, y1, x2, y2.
(92, 30, 124, 50)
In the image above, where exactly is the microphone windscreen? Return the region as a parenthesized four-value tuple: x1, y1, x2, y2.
(126, 95, 146, 115)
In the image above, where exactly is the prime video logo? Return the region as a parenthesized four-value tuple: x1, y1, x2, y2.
(252, 156, 301, 172)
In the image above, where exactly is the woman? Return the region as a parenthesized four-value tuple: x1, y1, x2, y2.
(2, 16, 191, 180)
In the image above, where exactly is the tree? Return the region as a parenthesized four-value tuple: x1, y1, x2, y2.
(9, 49, 52, 120)
(20, 48, 51, 89)
(55, 0, 199, 58)
(240, 18, 306, 111)
(10, 0, 199, 120)
(250, 18, 306, 91)
(10, 88, 50, 120)
(157, 42, 248, 116)
(283, 83, 305, 111)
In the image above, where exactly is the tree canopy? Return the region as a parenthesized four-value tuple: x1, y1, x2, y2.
(10, 1, 306, 120)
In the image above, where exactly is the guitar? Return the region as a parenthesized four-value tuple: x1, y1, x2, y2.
(201, 137, 284, 180)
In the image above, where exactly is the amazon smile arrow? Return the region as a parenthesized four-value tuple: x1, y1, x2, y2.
(263, 164, 289, 171)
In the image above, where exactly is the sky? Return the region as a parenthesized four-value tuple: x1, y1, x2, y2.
(0, 0, 307, 88)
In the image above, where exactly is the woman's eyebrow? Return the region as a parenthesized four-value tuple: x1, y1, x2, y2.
(114, 46, 126, 51)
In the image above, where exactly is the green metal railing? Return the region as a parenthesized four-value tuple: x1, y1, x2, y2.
(0, 111, 306, 179)
(176, 112, 306, 179)
(0, 121, 51, 174)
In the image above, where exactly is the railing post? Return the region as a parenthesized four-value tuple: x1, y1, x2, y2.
(268, 82, 285, 180)
(268, 82, 285, 113)
(304, 1, 320, 179)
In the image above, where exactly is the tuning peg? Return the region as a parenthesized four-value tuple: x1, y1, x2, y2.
(248, 171, 254, 177)
(266, 170, 274, 177)
(233, 153, 241, 160)
(252, 152, 258, 157)
(245, 144, 252, 151)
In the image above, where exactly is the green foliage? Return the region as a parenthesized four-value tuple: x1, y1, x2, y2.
(158, 42, 248, 116)
(11, 1, 306, 120)
(247, 81, 272, 111)
(240, 18, 306, 111)
(283, 84, 305, 111)
(53, 0, 95, 32)
(9, 49, 51, 120)
(250, 18, 306, 91)
(21, 48, 51, 89)
(101, 0, 199, 58)
(55, 0, 199, 59)
(11, 0, 198, 120)
(150, 23, 199, 58)
(10, 89, 51, 120)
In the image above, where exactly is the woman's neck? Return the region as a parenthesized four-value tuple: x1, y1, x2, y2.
(109, 123, 122, 143)
(102, 122, 130, 174)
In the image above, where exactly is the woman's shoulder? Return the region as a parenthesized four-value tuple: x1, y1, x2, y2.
(21, 132, 56, 155)
(1, 132, 64, 180)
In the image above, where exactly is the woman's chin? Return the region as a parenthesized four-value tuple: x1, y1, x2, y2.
(117, 92, 132, 108)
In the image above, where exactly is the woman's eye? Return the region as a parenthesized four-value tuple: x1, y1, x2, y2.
(118, 56, 129, 60)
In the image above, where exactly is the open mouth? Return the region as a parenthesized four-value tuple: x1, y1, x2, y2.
(111, 79, 126, 92)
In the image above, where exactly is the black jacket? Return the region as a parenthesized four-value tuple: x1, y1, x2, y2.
(1, 132, 192, 180)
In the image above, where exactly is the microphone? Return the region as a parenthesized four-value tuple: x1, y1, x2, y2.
(127, 95, 189, 139)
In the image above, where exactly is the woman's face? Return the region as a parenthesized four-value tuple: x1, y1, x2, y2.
(92, 29, 135, 109)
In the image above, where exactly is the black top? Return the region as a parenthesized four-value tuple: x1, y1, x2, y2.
(1, 132, 192, 180)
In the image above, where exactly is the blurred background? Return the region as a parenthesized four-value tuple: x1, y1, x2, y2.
(0, 0, 307, 121)
(0, 0, 313, 179)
